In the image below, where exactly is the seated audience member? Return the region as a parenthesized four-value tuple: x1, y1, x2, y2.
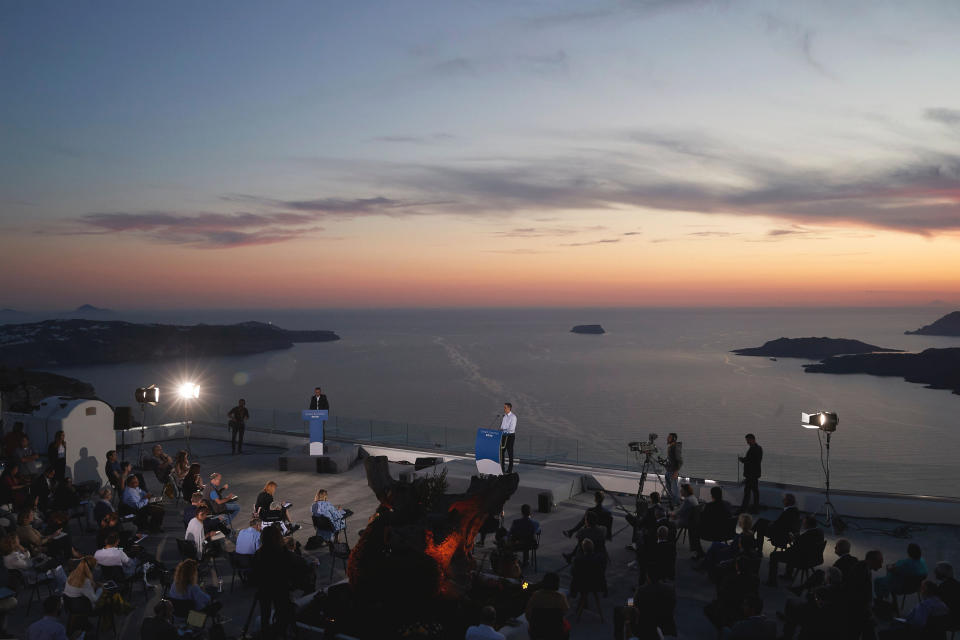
(180, 463, 203, 499)
(570, 538, 606, 603)
(185, 506, 225, 562)
(27, 596, 67, 640)
(149, 444, 174, 483)
(670, 483, 702, 558)
(699, 486, 734, 544)
(63, 556, 102, 606)
(236, 518, 263, 556)
(465, 605, 505, 640)
(563, 491, 612, 540)
(631, 572, 678, 638)
(97, 512, 136, 549)
(0, 463, 29, 510)
(754, 493, 800, 554)
(141, 600, 178, 640)
(94, 532, 136, 577)
(1, 533, 34, 574)
(705, 555, 760, 631)
(2, 424, 24, 458)
(93, 487, 116, 524)
(50, 476, 80, 512)
(104, 450, 123, 492)
(874, 543, 928, 602)
(525, 572, 570, 640)
(169, 558, 217, 614)
(311, 489, 347, 541)
(507, 504, 541, 567)
(476, 512, 501, 547)
(934, 561, 960, 617)
(256, 481, 298, 531)
(647, 525, 677, 583)
(205, 472, 240, 526)
(879, 580, 950, 639)
(765, 514, 824, 587)
(16, 510, 56, 555)
(29, 467, 57, 513)
(15, 435, 44, 475)
(563, 510, 606, 564)
(171, 450, 191, 486)
(183, 491, 205, 527)
(721, 594, 776, 640)
(780, 566, 846, 640)
(790, 538, 858, 596)
(122, 475, 164, 531)
(283, 536, 318, 592)
(47, 430, 67, 482)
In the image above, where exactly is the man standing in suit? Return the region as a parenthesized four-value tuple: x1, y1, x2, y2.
(310, 387, 329, 411)
(739, 434, 763, 514)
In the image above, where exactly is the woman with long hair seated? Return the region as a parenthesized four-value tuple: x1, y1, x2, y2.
(172, 450, 191, 485)
(180, 464, 204, 499)
(256, 481, 298, 532)
(169, 558, 219, 614)
(63, 556, 101, 606)
(310, 489, 346, 541)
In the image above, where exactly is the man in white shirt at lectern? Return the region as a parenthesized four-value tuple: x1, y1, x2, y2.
(500, 403, 517, 473)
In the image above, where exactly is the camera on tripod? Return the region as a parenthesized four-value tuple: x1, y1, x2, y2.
(628, 433, 659, 456)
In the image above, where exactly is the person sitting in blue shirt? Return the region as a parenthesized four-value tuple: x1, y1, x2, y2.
(121, 475, 164, 532)
(875, 543, 928, 602)
(236, 518, 262, 555)
(27, 595, 67, 640)
(168, 558, 220, 615)
(311, 489, 347, 542)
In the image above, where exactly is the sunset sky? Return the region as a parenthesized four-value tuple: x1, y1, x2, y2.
(2, 1, 960, 308)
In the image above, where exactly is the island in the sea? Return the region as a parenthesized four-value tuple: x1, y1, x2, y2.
(731, 337, 900, 359)
(803, 348, 960, 396)
(0, 319, 340, 368)
(905, 311, 960, 336)
(571, 324, 606, 335)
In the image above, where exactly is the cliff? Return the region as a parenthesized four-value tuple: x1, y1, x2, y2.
(731, 337, 900, 359)
(0, 319, 339, 368)
(803, 348, 960, 395)
(905, 311, 960, 336)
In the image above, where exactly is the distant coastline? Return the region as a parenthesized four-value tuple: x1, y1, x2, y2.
(0, 319, 339, 368)
(731, 337, 900, 358)
(571, 324, 605, 335)
(804, 348, 960, 396)
(905, 311, 960, 336)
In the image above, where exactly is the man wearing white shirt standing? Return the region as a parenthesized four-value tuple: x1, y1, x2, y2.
(499, 403, 517, 474)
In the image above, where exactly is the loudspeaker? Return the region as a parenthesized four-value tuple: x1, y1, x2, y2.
(414, 457, 441, 471)
(113, 406, 133, 431)
(538, 491, 554, 514)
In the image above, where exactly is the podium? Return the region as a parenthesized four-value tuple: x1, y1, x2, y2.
(475, 428, 503, 475)
(302, 410, 328, 456)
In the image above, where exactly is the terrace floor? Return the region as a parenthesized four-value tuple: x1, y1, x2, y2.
(3, 436, 959, 639)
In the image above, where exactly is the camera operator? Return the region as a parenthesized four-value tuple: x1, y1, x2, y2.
(663, 433, 682, 507)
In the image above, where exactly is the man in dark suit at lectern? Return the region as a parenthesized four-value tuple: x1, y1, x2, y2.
(310, 387, 329, 411)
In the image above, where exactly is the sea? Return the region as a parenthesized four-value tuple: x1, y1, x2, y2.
(47, 307, 960, 497)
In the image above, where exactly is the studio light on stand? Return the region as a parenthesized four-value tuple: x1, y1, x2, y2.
(179, 382, 200, 456)
(801, 410, 845, 533)
(134, 385, 160, 464)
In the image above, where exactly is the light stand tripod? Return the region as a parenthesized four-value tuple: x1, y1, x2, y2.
(136, 402, 148, 466)
(816, 431, 845, 534)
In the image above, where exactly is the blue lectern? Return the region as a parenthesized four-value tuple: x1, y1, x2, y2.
(475, 428, 503, 475)
(302, 410, 328, 456)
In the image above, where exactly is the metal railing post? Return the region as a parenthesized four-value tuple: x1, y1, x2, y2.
(369, 420, 373, 442)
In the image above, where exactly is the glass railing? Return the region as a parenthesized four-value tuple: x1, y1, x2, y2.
(138, 402, 959, 497)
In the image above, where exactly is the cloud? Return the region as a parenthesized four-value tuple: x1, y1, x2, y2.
(516, 50, 569, 75)
(687, 231, 740, 237)
(72, 211, 325, 248)
(432, 57, 478, 76)
(760, 13, 836, 79)
(492, 225, 605, 238)
(524, 0, 707, 29)
(561, 238, 621, 247)
(372, 133, 456, 144)
(925, 108, 960, 127)
(622, 231, 642, 236)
